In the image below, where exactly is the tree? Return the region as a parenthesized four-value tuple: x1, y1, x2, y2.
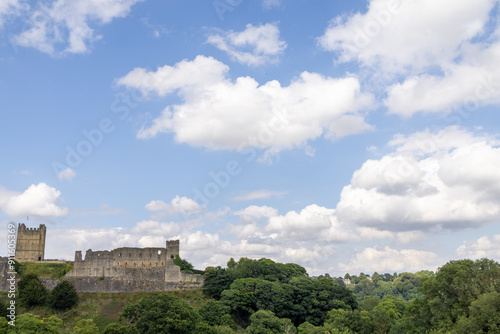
(203, 266, 235, 299)
(8, 314, 62, 334)
(73, 319, 100, 334)
(18, 273, 47, 307)
(122, 293, 202, 333)
(220, 278, 260, 325)
(246, 310, 296, 334)
(173, 255, 194, 273)
(49, 280, 79, 310)
(372, 297, 405, 334)
(325, 308, 373, 334)
(418, 258, 500, 331)
(199, 299, 235, 328)
(453, 291, 500, 333)
(0, 317, 8, 334)
(297, 322, 327, 334)
(103, 323, 137, 334)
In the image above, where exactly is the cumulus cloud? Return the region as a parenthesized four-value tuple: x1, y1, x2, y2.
(385, 43, 500, 116)
(339, 246, 442, 273)
(234, 205, 278, 220)
(318, 0, 495, 70)
(0, 183, 68, 217)
(230, 203, 394, 246)
(57, 167, 76, 181)
(131, 220, 180, 236)
(456, 235, 500, 260)
(232, 189, 286, 201)
(145, 196, 202, 215)
(13, 0, 143, 55)
(336, 127, 500, 231)
(117, 55, 374, 155)
(207, 23, 287, 65)
(318, 0, 500, 116)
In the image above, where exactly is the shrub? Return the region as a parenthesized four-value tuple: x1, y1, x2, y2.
(49, 280, 79, 310)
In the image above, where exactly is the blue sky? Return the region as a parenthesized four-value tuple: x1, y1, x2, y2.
(1, 0, 500, 276)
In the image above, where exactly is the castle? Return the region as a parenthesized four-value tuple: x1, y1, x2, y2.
(66, 240, 201, 283)
(15, 223, 46, 262)
(9, 224, 203, 292)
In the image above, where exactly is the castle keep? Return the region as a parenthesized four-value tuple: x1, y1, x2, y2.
(15, 223, 46, 262)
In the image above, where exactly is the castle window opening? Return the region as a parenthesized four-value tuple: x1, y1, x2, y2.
(158, 250, 161, 255)
(119, 253, 121, 257)
(171, 254, 174, 259)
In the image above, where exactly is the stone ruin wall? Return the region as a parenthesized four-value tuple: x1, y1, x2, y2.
(66, 247, 167, 281)
(65, 240, 203, 288)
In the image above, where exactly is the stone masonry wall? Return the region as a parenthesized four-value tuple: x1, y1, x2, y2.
(64, 240, 204, 290)
(15, 224, 46, 262)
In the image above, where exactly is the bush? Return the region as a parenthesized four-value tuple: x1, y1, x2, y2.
(103, 322, 137, 334)
(8, 314, 62, 333)
(18, 273, 47, 307)
(49, 280, 79, 310)
(73, 319, 100, 334)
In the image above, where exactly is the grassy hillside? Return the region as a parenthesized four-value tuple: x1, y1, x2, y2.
(7, 290, 207, 333)
(17, 262, 73, 279)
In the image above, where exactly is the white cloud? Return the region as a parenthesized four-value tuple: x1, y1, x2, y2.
(131, 220, 180, 236)
(339, 246, 442, 274)
(13, 0, 143, 55)
(0, 0, 25, 27)
(0, 183, 68, 217)
(456, 235, 500, 260)
(318, 0, 495, 71)
(58, 167, 76, 181)
(318, 0, 500, 116)
(145, 196, 202, 215)
(336, 127, 500, 231)
(117, 55, 374, 155)
(232, 189, 286, 201)
(261, 0, 281, 9)
(385, 43, 500, 116)
(207, 23, 287, 66)
(234, 205, 278, 220)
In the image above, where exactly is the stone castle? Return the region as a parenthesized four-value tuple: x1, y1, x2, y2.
(15, 223, 46, 262)
(8, 224, 203, 292)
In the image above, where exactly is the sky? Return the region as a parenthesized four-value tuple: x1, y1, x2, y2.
(1, 0, 500, 277)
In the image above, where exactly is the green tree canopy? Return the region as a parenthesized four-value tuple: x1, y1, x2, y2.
(8, 314, 62, 334)
(73, 319, 100, 334)
(246, 310, 297, 334)
(48, 280, 79, 310)
(121, 293, 202, 334)
(18, 273, 47, 307)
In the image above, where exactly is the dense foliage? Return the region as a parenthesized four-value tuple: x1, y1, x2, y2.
(121, 293, 207, 334)
(18, 273, 47, 307)
(204, 257, 308, 299)
(5, 257, 500, 333)
(48, 280, 79, 310)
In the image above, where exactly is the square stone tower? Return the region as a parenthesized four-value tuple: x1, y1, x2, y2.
(15, 223, 46, 262)
(165, 240, 181, 282)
